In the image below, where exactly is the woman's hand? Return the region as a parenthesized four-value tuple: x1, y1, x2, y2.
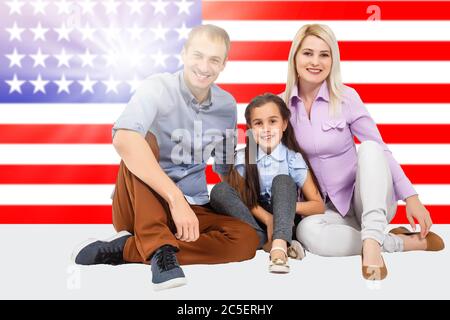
(405, 195, 432, 238)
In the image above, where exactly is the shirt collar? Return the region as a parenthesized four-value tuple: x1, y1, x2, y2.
(257, 143, 286, 162)
(179, 71, 213, 109)
(289, 80, 330, 106)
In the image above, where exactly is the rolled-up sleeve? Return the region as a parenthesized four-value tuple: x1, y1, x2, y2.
(112, 78, 161, 139)
(346, 87, 417, 201)
(212, 100, 238, 175)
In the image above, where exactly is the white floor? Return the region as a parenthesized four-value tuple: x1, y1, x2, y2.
(0, 224, 449, 300)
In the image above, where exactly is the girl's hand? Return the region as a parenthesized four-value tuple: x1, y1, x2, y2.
(405, 195, 432, 239)
(265, 214, 274, 243)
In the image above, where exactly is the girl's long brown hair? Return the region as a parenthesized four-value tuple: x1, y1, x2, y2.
(226, 93, 320, 209)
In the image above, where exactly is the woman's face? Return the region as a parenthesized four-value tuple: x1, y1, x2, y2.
(249, 102, 287, 153)
(295, 35, 332, 86)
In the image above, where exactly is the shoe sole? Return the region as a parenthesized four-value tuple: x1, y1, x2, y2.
(71, 230, 132, 264)
(269, 264, 290, 274)
(153, 277, 187, 291)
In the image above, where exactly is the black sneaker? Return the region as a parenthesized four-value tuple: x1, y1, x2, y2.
(72, 231, 131, 265)
(151, 245, 186, 291)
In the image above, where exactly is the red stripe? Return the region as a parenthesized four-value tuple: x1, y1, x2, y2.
(203, 1, 450, 20)
(1, 164, 449, 185)
(237, 124, 450, 144)
(0, 205, 112, 224)
(229, 41, 450, 61)
(0, 124, 112, 144)
(219, 84, 450, 103)
(0, 165, 119, 184)
(1, 123, 449, 144)
(1, 123, 450, 144)
(355, 124, 450, 144)
(0, 205, 448, 224)
(391, 206, 450, 224)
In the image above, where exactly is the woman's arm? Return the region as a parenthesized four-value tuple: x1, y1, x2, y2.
(296, 171, 325, 216)
(347, 88, 432, 234)
(346, 87, 416, 202)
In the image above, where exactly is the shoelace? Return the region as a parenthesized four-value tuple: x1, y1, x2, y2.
(95, 245, 124, 265)
(155, 247, 178, 271)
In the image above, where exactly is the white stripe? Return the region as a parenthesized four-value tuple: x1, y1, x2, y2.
(205, 20, 450, 41)
(237, 104, 450, 124)
(0, 145, 120, 164)
(0, 184, 448, 205)
(1, 103, 449, 125)
(207, 144, 450, 165)
(218, 61, 450, 84)
(0, 104, 125, 124)
(1, 144, 450, 165)
(0, 185, 114, 205)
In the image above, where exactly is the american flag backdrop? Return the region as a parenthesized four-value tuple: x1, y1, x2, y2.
(0, 0, 449, 224)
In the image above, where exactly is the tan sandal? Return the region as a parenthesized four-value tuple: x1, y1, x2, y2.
(269, 247, 290, 274)
(361, 254, 388, 280)
(389, 226, 445, 251)
(287, 240, 306, 260)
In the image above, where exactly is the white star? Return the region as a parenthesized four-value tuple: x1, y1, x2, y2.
(79, 49, 97, 67)
(150, 23, 169, 41)
(174, 54, 183, 68)
(54, 23, 73, 41)
(30, 74, 49, 94)
(175, 23, 191, 40)
(6, 0, 25, 15)
(127, 24, 145, 41)
(79, 22, 96, 41)
(6, 22, 25, 41)
(129, 51, 146, 68)
(79, 0, 97, 15)
(30, 48, 49, 68)
(54, 48, 73, 68)
(102, 51, 120, 67)
(30, 22, 49, 41)
(127, 76, 142, 94)
(102, 0, 121, 14)
(151, 49, 169, 68)
(5, 74, 25, 94)
(5, 48, 25, 68)
(127, 0, 145, 14)
(150, 0, 169, 15)
(174, 0, 193, 15)
(54, 0, 74, 14)
(79, 75, 97, 94)
(103, 76, 120, 94)
(54, 74, 73, 94)
(103, 26, 122, 41)
(30, 0, 49, 15)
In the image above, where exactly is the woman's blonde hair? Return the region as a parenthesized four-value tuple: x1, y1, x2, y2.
(284, 24, 344, 117)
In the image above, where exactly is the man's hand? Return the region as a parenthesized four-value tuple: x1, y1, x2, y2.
(169, 194, 199, 242)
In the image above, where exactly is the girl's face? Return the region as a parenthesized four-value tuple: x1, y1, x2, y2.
(249, 102, 288, 153)
(295, 35, 332, 86)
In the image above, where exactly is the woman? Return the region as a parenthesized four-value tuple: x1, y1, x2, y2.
(282, 24, 444, 280)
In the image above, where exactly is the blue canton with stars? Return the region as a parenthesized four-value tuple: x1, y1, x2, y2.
(0, 0, 201, 102)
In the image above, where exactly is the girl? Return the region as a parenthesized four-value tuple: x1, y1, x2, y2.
(282, 24, 444, 280)
(210, 93, 325, 273)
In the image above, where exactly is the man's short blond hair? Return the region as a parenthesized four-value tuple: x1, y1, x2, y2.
(184, 24, 230, 59)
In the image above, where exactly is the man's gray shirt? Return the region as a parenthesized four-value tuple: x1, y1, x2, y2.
(112, 70, 237, 205)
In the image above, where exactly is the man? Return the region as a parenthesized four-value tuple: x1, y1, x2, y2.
(72, 25, 259, 291)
